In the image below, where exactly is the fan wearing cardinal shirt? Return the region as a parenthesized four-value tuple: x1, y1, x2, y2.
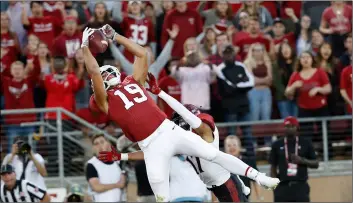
(0, 61, 41, 151)
(161, 2, 203, 59)
(121, 1, 156, 63)
(340, 65, 352, 114)
(21, 1, 63, 51)
(1, 12, 20, 77)
(234, 16, 273, 61)
(320, 2, 352, 57)
(285, 51, 331, 141)
(53, 16, 82, 58)
(272, 18, 295, 53)
(43, 56, 84, 121)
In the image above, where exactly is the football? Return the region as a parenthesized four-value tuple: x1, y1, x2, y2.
(89, 29, 108, 54)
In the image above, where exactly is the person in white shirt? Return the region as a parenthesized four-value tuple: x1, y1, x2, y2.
(86, 134, 126, 202)
(2, 137, 47, 189)
(171, 49, 216, 113)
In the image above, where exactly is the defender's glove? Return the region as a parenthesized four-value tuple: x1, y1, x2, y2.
(100, 24, 118, 40)
(81, 27, 94, 48)
(98, 146, 121, 162)
(146, 72, 161, 95)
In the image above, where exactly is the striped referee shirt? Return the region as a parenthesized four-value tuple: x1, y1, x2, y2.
(0, 179, 46, 202)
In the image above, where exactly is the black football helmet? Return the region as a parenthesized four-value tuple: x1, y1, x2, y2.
(171, 104, 201, 131)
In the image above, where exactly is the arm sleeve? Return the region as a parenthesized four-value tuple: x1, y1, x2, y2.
(236, 62, 255, 88)
(158, 91, 202, 128)
(86, 163, 99, 181)
(150, 39, 174, 76)
(26, 181, 47, 200)
(109, 43, 133, 75)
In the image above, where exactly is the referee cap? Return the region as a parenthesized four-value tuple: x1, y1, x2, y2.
(0, 164, 15, 174)
(284, 116, 299, 127)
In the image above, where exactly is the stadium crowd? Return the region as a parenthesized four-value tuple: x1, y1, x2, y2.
(0, 1, 352, 152)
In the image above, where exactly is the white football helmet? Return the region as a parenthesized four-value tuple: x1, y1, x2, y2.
(99, 65, 121, 90)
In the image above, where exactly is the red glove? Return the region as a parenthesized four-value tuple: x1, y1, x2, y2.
(146, 72, 161, 95)
(98, 146, 121, 162)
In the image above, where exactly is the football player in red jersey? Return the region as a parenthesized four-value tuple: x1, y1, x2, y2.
(81, 24, 280, 202)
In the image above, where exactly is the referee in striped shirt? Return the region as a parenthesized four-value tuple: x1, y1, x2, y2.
(0, 164, 51, 202)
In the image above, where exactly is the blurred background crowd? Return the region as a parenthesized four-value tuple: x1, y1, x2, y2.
(0, 1, 352, 202)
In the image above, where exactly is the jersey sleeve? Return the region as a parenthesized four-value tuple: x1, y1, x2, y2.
(26, 181, 47, 200)
(86, 163, 98, 181)
(197, 113, 215, 131)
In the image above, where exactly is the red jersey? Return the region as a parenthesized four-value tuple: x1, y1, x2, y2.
(161, 8, 203, 59)
(235, 34, 271, 61)
(44, 73, 84, 120)
(89, 75, 167, 142)
(76, 108, 109, 129)
(1, 32, 19, 76)
(53, 31, 82, 58)
(26, 16, 62, 50)
(273, 32, 296, 49)
(322, 5, 352, 34)
(340, 65, 352, 113)
(158, 76, 181, 118)
(288, 68, 330, 110)
(232, 31, 250, 45)
(121, 15, 156, 62)
(1, 65, 40, 125)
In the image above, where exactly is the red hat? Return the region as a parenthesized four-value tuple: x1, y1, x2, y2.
(284, 116, 299, 127)
(64, 16, 77, 23)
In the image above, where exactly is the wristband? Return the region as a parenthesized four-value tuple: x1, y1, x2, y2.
(121, 153, 128, 161)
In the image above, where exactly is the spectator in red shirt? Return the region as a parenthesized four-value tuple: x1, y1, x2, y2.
(161, 2, 203, 59)
(320, 1, 352, 57)
(1, 61, 40, 151)
(285, 51, 331, 140)
(340, 63, 352, 114)
(234, 16, 273, 61)
(1, 12, 20, 77)
(43, 56, 84, 121)
(53, 16, 82, 59)
(158, 61, 181, 119)
(316, 42, 342, 115)
(120, 1, 156, 63)
(22, 1, 63, 50)
(272, 18, 296, 53)
(232, 11, 251, 46)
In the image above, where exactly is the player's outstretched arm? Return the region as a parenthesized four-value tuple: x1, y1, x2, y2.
(101, 24, 149, 86)
(146, 73, 209, 135)
(81, 28, 108, 113)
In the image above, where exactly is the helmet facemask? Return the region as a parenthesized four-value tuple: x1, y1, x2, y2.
(99, 65, 121, 90)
